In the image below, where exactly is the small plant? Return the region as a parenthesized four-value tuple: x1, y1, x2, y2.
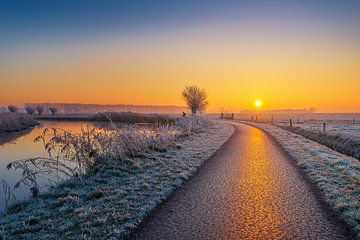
(49, 107, 58, 116)
(25, 105, 36, 115)
(36, 105, 45, 116)
(8, 105, 18, 113)
(1, 179, 15, 208)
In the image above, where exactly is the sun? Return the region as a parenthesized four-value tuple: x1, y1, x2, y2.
(255, 100, 262, 108)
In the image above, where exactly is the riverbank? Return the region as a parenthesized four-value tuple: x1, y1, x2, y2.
(0, 113, 39, 133)
(241, 121, 360, 238)
(0, 120, 233, 239)
(34, 112, 176, 124)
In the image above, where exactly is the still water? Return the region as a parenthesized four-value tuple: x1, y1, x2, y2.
(0, 121, 99, 211)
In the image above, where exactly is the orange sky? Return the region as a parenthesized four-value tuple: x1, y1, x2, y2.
(1, 21, 360, 113)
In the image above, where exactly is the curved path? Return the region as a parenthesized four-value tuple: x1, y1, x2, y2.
(130, 123, 349, 240)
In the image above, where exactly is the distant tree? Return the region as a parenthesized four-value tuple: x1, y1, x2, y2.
(8, 105, 18, 113)
(36, 105, 45, 116)
(49, 107, 58, 116)
(181, 85, 208, 115)
(25, 105, 36, 115)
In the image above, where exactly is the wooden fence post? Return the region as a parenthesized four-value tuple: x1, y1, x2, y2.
(271, 117, 274, 125)
(289, 119, 292, 127)
(251, 116, 253, 122)
(353, 118, 355, 125)
(323, 123, 326, 132)
(255, 116, 258, 122)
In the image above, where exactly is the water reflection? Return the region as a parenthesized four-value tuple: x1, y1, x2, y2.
(0, 121, 98, 210)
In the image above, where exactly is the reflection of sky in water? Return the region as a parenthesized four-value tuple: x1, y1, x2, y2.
(0, 121, 97, 210)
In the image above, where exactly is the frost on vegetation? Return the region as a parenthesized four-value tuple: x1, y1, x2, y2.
(0, 117, 233, 239)
(0, 113, 38, 133)
(245, 121, 360, 238)
(280, 125, 360, 160)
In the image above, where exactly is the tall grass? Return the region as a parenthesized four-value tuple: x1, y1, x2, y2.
(5, 116, 211, 198)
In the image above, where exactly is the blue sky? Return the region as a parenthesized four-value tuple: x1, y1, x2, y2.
(1, 0, 359, 49)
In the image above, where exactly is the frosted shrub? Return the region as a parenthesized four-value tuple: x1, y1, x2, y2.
(176, 115, 212, 133)
(7, 105, 18, 113)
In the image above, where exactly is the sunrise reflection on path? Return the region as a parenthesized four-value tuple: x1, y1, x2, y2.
(133, 123, 348, 239)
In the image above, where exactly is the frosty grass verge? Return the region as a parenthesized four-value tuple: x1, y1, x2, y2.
(0, 118, 234, 239)
(243, 121, 360, 237)
(280, 124, 360, 161)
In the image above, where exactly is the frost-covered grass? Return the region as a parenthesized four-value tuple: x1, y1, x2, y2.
(281, 125, 360, 160)
(0, 113, 39, 133)
(242, 121, 360, 238)
(0, 118, 233, 239)
(289, 123, 360, 141)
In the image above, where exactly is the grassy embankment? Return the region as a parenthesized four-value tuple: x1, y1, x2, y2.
(0, 116, 233, 239)
(282, 126, 360, 160)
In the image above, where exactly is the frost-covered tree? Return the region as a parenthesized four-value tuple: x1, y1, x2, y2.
(8, 105, 18, 113)
(49, 107, 58, 116)
(36, 105, 45, 116)
(181, 85, 208, 115)
(25, 105, 36, 115)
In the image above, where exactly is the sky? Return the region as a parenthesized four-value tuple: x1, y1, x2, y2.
(1, 0, 360, 112)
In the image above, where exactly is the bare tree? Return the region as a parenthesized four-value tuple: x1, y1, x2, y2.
(49, 107, 58, 116)
(25, 106, 36, 115)
(8, 105, 18, 113)
(182, 85, 208, 115)
(36, 105, 45, 116)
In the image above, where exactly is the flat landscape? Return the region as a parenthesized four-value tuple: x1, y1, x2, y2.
(1, 1, 359, 239)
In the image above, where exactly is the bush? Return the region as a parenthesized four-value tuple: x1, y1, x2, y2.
(0, 113, 39, 133)
(176, 115, 212, 133)
(8, 105, 18, 113)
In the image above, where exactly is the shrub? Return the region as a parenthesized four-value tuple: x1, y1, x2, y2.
(8, 105, 18, 113)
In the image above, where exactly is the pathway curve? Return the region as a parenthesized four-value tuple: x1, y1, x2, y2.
(130, 123, 349, 239)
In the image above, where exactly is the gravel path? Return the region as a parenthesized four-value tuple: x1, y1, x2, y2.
(130, 122, 349, 240)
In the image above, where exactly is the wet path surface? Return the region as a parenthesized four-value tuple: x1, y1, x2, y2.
(131, 123, 349, 240)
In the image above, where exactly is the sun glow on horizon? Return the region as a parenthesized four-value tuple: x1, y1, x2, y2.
(255, 100, 262, 108)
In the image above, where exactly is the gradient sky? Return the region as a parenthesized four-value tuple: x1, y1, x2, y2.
(1, 0, 360, 112)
